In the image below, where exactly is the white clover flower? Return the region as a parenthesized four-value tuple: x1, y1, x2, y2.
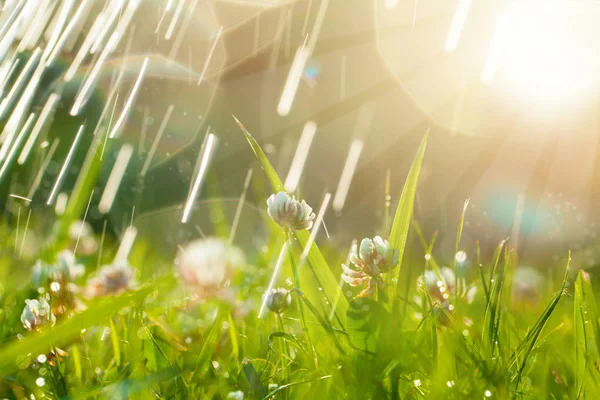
(264, 288, 291, 314)
(342, 236, 398, 297)
(417, 267, 476, 311)
(267, 192, 315, 231)
(85, 261, 135, 297)
(177, 237, 245, 297)
(512, 266, 545, 306)
(69, 220, 98, 256)
(21, 299, 56, 331)
(227, 391, 244, 400)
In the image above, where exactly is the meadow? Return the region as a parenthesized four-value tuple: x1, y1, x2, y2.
(0, 126, 595, 399)
(1, 1, 599, 399)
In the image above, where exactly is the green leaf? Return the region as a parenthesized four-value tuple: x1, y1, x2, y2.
(346, 298, 386, 354)
(0, 286, 154, 376)
(242, 360, 269, 399)
(390, 131, 429, 297)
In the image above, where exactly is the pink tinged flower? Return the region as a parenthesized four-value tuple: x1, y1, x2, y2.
(267, 192, 315, 231)
(342, 236, 399, 297)
(21, 298, 56, 331)
(85, 261, 135, 297)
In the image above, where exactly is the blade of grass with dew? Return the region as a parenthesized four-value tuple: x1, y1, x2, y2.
(574, 270, 587, 398)
(0, 285, 154, 376)
(389, 131, 429, 302)
(580, 270, 600, 379)
(235, 116, 348, 321)
(512, 254, 570, 388)
(482, 242, 509, 359)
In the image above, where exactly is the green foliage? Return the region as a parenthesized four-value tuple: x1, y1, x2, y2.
(0, 119, 595, 400)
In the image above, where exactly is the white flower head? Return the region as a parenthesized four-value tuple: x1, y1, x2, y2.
(512, 266, 545, 305)
(418, 267, 476, 310)
(85, 261, 135, 297)
(227, 391, 244, 400)
(267, 192, 315, 231)
(342, 236, 398, 297)
(264, 288, 291, 314)
(177, 237, 245, 297)
(21, 298, 56, 331)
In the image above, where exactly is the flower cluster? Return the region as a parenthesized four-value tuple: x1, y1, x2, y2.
(31, 250, 84, 316)
(85, 261, 136, 297)
(267, 192, 315, 231)
(21, 298, 55, 332)
(342, 236, 398, 297)
(177, 237, 245, 299)
(417, 267, 476, 314)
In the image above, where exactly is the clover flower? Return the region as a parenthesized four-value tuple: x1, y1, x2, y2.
(85, 261, 135, 297)
(417, 267, 476, 312)
(31, 251, 83, 316)
(21, 298, 56, 331)
(176, 237, 245, 298)
(512, 266, 545, 306)
(264, 288, 291, 314)
(342, 236, 398, 297)
(267, 192, 315, 231)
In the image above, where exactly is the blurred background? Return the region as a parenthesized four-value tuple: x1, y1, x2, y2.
(1, 0, 600, 271)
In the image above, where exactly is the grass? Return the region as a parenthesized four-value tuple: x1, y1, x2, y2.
(0, 122, 598, 400)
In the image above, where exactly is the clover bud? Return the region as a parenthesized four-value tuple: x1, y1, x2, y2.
(267, 192, 315, 231)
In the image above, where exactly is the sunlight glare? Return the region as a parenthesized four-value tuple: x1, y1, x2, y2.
(482, 0, 599, 104)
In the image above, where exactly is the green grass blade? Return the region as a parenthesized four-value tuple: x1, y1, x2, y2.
(389, 131, 429, 298)
(234, 116, 284, 192)
(109, 318, 121, 367)
(0, 286, 153, 376)
(482, 240, 509, 358)
(512, 254, 570, 387)
(574, 271, 587, 398)
(236, 117, 348, 321)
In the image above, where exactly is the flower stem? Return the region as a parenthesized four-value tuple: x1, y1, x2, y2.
(277, 313, 289, 399)
(287, 233, 318, 368)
